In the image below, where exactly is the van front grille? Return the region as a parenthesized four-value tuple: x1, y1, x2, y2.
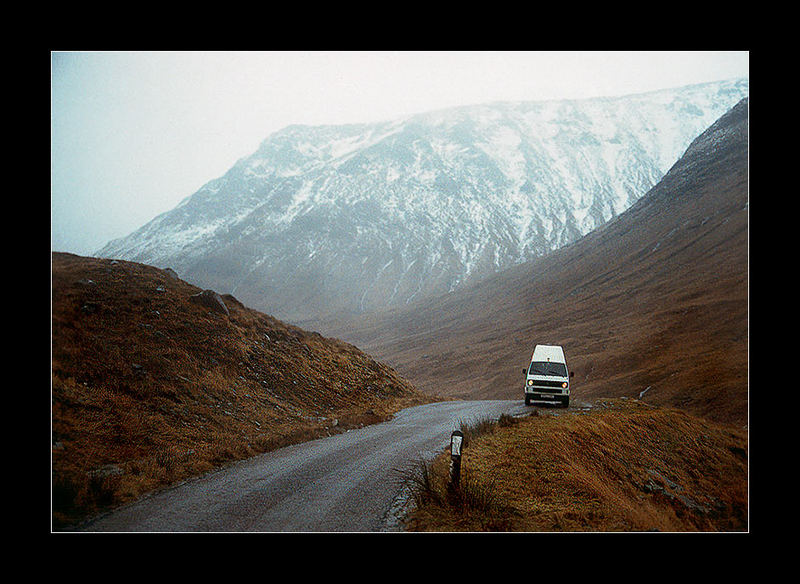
(530, 379, 566, 388)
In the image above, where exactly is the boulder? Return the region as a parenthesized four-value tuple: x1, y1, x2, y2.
(162, 267, 180, 280)
(189, 289, 229, 316)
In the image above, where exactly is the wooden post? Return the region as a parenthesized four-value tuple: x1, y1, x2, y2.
(449, 430, 463, 491)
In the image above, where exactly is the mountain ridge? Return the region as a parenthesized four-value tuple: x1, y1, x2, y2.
(97, 78, 748, 323)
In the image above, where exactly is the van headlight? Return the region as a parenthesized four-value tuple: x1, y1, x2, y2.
(562, 382, 568, 388)
(527, 380, 533, 386)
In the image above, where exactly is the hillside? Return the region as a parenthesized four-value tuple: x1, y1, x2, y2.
(404, 399, 748, 532)
(51, 252, 433, 529)
(324, 99, 749, 427)
(97, 80, 748, 323)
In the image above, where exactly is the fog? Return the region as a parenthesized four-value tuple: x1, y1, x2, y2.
(51, 51, 748, 256)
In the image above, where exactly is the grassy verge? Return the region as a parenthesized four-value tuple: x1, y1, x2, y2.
(396, 413, 520, 531)
(399, 400, 747, 532)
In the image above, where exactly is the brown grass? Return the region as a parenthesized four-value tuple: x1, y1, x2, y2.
(403, 399, 747, 532)
(51, 252, 435, 529)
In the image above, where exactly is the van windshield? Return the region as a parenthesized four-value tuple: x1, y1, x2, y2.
(529, 361, 567, 377)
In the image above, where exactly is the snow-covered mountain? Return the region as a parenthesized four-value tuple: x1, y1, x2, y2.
(97, 78, 749, 322)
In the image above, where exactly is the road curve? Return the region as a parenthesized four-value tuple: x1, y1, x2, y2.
(79, 400, 533, 532)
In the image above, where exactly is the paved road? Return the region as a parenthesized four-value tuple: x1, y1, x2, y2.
(80, 400, 539, 532)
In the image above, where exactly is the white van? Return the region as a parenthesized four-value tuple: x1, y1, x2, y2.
(523, 344, 573, 407)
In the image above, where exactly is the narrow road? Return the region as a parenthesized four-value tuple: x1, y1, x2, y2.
(79, 400, 535, 532)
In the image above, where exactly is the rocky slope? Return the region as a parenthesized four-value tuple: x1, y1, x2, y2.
(51, 252, 432, 528)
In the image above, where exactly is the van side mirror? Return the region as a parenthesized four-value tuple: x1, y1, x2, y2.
(522, 368, 527, 375)
(570, 371, 574, 378)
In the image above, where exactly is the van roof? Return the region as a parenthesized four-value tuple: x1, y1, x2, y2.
(531, 344, 565, 363)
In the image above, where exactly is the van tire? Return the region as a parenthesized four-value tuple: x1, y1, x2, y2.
(525, 395, 532, 406)
(561, 398, 569, 408)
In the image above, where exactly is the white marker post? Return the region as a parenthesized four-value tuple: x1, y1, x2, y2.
(449, 430, 463, 491)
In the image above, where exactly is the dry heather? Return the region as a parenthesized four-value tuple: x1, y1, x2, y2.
(403, 399, 747, 532)
(51, 252, 433, 529)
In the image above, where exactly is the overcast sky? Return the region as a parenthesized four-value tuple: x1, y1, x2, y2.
(51, 51, 749, 255)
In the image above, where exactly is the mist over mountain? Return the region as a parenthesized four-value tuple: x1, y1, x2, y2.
(97, 78, 748, 323)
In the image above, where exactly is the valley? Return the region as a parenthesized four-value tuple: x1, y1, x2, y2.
(52, 90, 749, 533)
(321, 99, 749, 428)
